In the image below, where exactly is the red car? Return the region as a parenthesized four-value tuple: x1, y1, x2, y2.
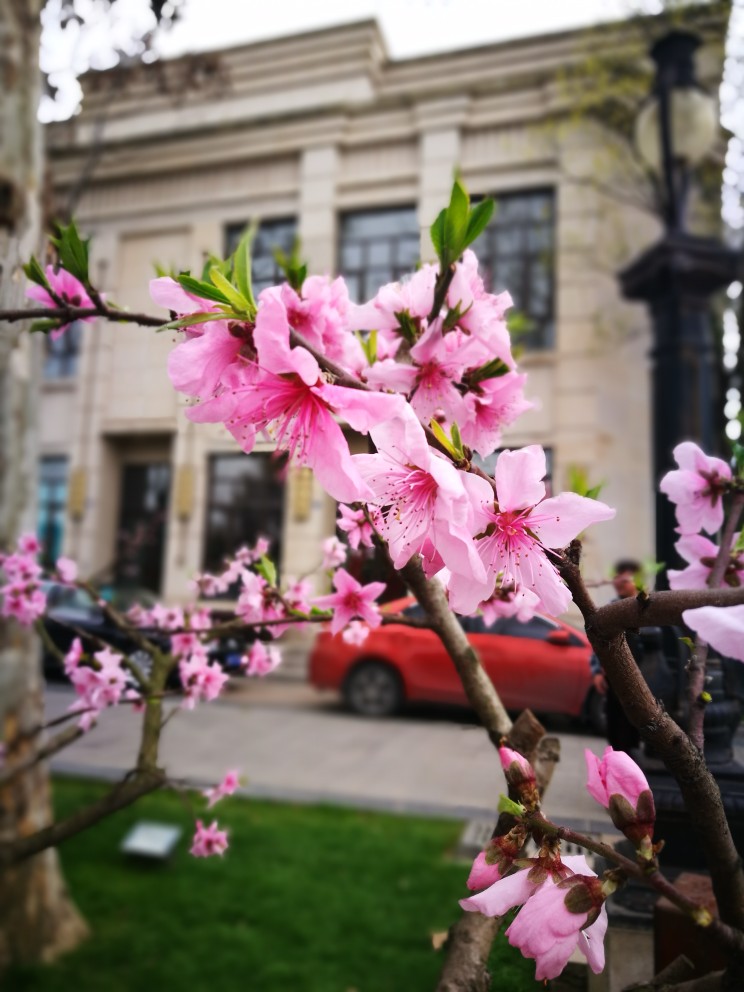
(309, 597, 605, 732)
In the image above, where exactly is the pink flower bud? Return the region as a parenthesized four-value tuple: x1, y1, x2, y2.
(585, 746, 655, 845)
(499, 746, 535, 786)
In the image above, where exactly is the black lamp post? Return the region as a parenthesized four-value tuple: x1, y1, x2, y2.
(619, 30, 740, 586)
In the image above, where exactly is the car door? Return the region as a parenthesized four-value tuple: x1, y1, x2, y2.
(393, 604, 468, 704)
(470, 615, 590, 716)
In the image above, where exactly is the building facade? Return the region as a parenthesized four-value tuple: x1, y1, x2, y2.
(41, 15, 725, 605)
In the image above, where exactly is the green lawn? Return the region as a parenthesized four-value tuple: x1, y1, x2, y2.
(6, 779, 542, 992)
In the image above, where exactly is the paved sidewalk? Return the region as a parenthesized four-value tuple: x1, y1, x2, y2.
(46, 682, 609, 829)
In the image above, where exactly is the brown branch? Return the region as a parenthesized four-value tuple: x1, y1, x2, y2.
(590, 586, 744, 639)
(0, 305, 163, 326)
(558, 545, 744, 932)
(0, 770, 164, 867)
(534, 813, 744, 957)
(401, 557, 512, 745)
(0, 725, 83, 788)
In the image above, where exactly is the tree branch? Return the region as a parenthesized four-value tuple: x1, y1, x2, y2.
(558, 545, 744, 932)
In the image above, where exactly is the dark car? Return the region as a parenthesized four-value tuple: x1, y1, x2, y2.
(40, 583, 245, 681)
(310, 596, 605, 732)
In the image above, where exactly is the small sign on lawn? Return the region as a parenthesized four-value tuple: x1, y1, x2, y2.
(121, 821, 182, 860)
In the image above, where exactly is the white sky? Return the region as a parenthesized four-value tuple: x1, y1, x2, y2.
(40, 0, 658, 120)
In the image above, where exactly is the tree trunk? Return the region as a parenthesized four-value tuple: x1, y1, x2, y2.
(0, 0, 88, 970)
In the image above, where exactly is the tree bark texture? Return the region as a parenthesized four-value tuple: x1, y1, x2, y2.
(0, 0, 88, 969)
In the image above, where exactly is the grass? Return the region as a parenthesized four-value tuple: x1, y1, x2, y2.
(7, 778, 542, 992)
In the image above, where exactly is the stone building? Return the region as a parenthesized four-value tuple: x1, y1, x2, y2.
(40, 14, 725, 604)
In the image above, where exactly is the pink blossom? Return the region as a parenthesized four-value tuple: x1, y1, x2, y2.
(349, 264, 437, 335)
(353, 409, 486, 586)
(446, 250, 514, 368)
(460, 372, 533, 458)
(171, 632, 200, 657)
(683, 605, 744, 663)
(668, 534, 744, 590)
(342, 621, 370, 646)
(1, 582, 47, 625)
(242, 641, 282, 677)
(56, 557, 78, 584)
(451, 445, 615, 615)
(585, 746, 655, 844)
(26, 266, 95, 339)
(150, 604, 185, 631)
(190, 819, 229, 857)
(67, 646, 128, 728)
(313, 568, 386, 636)
(179, 650, 229, 708)
(17, 533, 42, 556)
(63, 637, 84, 677)
(504, 868, 607, 981)
(322, 536, 347, 570)
(283, 577, 312, 615)
(189, 355, 403, 504)
(337, 505, 376, 550)
(167, 320, 248, 398)
(150, 276, 220, 318)
(659, 442, 732, 535)
(203, 769, 241, 808)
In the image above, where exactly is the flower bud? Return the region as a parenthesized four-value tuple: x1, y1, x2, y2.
(585, 746, 655, 847)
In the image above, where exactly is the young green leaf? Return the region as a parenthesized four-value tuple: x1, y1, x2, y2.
(232, 226, 257, 311)
(51, 221, 90, 284)
(209, 267, 251, 313)
(430, 208, 447, 264)
(23, 255, 49, 288)
(256, 555, 277, 587)
(464, 198, 494, 249)
(443, 179, 470, 261)
(429, 419, 458, 460)
(29, 319, 60, 334)
(176, 273, 231, 306)
(155, 312, 229, 332)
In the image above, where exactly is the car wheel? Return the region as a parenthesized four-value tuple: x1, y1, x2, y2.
(587, 689, 608, 737)
(343, 661, 403, 718)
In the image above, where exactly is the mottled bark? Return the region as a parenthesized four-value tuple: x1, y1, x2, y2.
(0, 0, 88, 970)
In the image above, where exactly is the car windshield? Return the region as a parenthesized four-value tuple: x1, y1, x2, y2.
(42, 583, 101, 622)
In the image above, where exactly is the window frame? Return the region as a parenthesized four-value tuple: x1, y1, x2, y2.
(224, 217, 298, 295)
(337, 205, 421, 303)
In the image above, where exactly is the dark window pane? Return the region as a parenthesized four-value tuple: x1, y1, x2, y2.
(203, 453, 285, 582)
(471, 189, 555, 350)
(43, 322, 82, 379)
(224, 217, 297, 292)
(339, 206, 419, 303)
(116, 463, 171, 594)
(38, 456, 68, 567)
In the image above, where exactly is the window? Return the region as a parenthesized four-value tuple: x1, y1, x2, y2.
(338, 206, 420, 303)
(471, 190, 555, 350)
(203, 454, 285, 577)
(224, 218, 297, 295)
(38, 456, 68, 566)
(43, 321, 82, 379)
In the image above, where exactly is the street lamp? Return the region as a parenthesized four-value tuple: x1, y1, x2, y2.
(619, 29, 740, 585)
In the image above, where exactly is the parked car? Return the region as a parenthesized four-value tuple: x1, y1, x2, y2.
(40, 583, 245, 682)
(309, 597, 605, 732)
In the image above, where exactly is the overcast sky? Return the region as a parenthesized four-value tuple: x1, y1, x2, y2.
(40, 0, 658, 120)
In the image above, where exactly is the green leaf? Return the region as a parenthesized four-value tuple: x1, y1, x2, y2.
(497, 794, 525, 817)
(450, 420, 464, 457)
(429, 419, 458, 459)
(155, 312, 230, 332)
(394, 310, 419, 345)
(29, 319, 59, 334)
(444, 179, 470, 259)
(23, 255, 48, 288)
(50, 221, 90, 284)
(255, 556, 277, 587)
(430, 208, 446, 264)
(232, 226, 257, 312)
(464, 198, 494, 248)
(176, 274, 231, 306)
(209, 267, 250, 313)
(468, 357, 509, 384)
